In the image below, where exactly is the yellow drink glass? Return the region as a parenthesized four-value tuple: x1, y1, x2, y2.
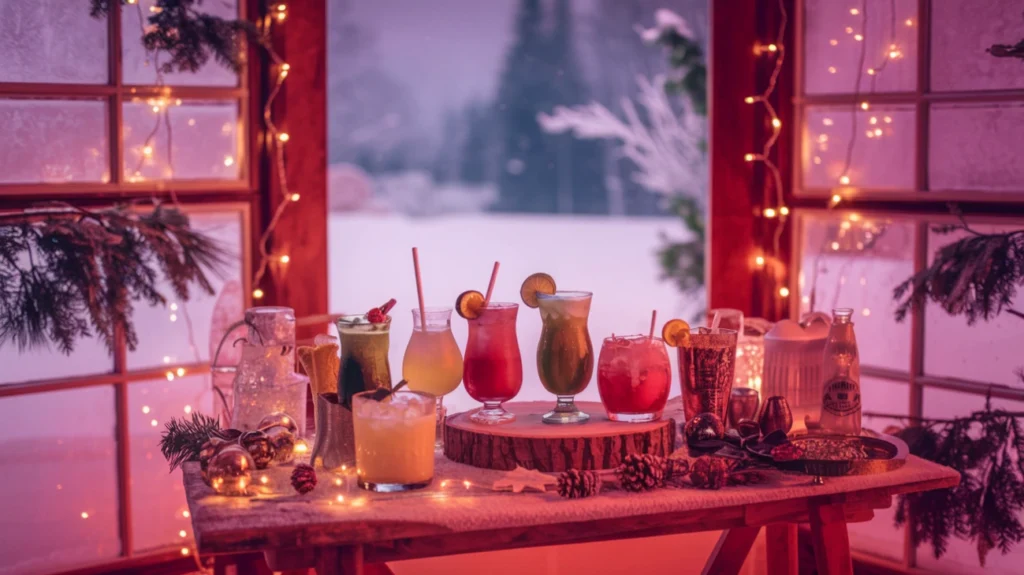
(403, 307, 463, 448)
(352, 390, 436, 492)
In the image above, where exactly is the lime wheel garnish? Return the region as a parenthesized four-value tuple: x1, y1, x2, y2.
(661, 319, 692, 348)
(455, 290, 486, 320)
(519, 272, 556, 308)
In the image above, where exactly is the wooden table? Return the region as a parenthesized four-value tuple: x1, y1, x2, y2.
(184, 449, 957, 575)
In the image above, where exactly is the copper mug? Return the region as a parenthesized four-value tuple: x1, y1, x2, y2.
(759, 395, 793, 436)
(728, 387, 760, 429)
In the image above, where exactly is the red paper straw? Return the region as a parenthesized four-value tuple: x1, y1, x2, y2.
(483, 261, 500, 305)
(648, 310, 657, 340)
(412, 247, 427, 330)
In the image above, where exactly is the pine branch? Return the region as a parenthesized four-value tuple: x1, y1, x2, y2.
(159, 411, 221, 471)
(0, 203, 225, 355)
(988, 39, 1024, 60)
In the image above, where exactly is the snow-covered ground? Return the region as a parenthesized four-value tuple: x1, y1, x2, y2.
(328, 212, 699, 415)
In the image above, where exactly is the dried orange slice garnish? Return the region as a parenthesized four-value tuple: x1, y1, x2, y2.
(661, 319, 692, 348)
(456, 290, 486, 319)
(519, 272, 556, 308)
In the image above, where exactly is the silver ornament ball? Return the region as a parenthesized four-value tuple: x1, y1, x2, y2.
(264, 425, 296, 464)
(257, 412, 299, 436)
(207, 444, 255, 496)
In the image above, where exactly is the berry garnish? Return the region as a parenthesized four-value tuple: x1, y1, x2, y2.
(367, 308, 386, 324)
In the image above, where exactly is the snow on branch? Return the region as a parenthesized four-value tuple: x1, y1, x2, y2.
(537, 74, 706, 199)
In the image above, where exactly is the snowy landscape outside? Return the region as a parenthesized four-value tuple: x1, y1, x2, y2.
(327, 0, 710, 412)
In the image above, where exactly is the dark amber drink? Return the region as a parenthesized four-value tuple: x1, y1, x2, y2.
(536, 291, 593, 424)
(677, 328, 737, 422)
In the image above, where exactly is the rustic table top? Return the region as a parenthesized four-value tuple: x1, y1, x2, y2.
(184, 434, 959, 561)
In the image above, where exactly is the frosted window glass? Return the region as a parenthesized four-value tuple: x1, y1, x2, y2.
(0, 0, 108, 84)
(129, 375, 215, 552)
(0, 387, 120, 574)
(802, 105, 915, 191)
(929, 103, 1024, 193)
(918, 388, 1024, 574)
(931, 0, 1024, 92)
(122, 100, 241, 181)
(126, 210, 245, 371)
(121, 0, 238, 87)
(0, 99, 109, 184)
(798, 213, 915, 372)
(0, 335, 112, 386)
(803, 0, 916, 95)
(924, 223, 1024, 386)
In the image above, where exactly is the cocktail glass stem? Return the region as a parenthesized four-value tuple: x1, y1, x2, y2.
(542, 395, 590, 424)
(470, 400, 516, 425)
(435, 397, 447, 451)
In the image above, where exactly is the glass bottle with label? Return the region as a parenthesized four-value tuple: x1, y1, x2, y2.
(819, 308, 862, 435)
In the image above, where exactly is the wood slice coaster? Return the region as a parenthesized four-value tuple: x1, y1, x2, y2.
(443, 401, 677, 472)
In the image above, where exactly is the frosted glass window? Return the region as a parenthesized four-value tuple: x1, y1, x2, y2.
(931, 0, 1024, 93)
(803, 0, 917, 95)
(0, 0, 108, 84)
(924, 223, 1024, 387)
(798, 213, 915, 372)
(129, 375, 215, 552)
(126, 210, 246, 370)
(928, 103, 1024, 193)
(121, 0, 239, 87)
(0, 335, 112, 385)
(918, 388, 1024, 574)
(0, 99, 109, 184)
(0, 387, 120, 574)
(802, 105, 915, 191)
(122, 100, 241, 181)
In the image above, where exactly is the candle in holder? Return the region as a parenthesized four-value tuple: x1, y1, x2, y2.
(728, 387, 760, 429)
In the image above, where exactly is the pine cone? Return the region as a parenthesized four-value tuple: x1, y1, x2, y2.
(666, 458, 690, 480)
(690, 456, 729, 490)
(290, 464, 317, 495)
(617, 454, 667, 492)
(557, 469, 602, 499)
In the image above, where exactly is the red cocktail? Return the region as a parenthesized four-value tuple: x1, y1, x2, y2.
(597, 335, 671, 422)
(463, 303, 522, 424)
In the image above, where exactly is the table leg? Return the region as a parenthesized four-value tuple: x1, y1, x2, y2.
(809, 503, 853, 575)
(316, 545, 364, 575)
(765, 523, 798, 575)
(701, 526, 762, 575)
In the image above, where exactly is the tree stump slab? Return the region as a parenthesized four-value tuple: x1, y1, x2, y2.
(443, 401, 677, 472)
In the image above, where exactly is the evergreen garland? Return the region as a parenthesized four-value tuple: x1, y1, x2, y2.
(0, 203, 225, 355)
(159, 411, 222, 471)
(89, 0, 260, 74)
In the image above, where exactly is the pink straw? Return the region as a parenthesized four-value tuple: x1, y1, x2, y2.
(411, 247, 427, 330)
(483, 261, 500, 305)
(648, 309, 657, 340)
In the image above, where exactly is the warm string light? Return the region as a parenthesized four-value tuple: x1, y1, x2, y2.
(743, 0, 789, 300)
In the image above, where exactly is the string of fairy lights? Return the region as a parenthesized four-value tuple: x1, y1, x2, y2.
(747, 0, 909, 302)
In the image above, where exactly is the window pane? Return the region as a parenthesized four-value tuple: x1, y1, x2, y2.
(931, 0, 1024, 92)
(929, 103, 1024, 193)
(0, 387, 120, 573)
(0, 99, 109, 184)
(803, 0, 917, 95)
(0, 336, 112, 386)
(797, 212, 915, 372)
(918, 388, 1024, 574)
(129, 375, 215, 553)
(126, 209, 246, 370)
(0, 0, 108, 84)
(802, 105, 915, 191)
(924, 222, 1024, 386)
(122, 100, 241, 181)
(120, 0, 238, 87)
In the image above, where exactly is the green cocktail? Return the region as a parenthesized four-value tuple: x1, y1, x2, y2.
(536, 291, 594, 424)
(336, 314, 392, 409)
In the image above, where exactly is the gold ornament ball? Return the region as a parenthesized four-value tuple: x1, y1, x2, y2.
(258, 412, 299, 435)
(264, 425, 296, 464)
(207, 445, 255, 496)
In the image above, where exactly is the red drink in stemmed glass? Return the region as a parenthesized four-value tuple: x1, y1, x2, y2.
(463, 303, 523, 424)
(597, 335, 671, 422)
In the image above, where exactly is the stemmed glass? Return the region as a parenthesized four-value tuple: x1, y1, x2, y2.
(536, 291, 594, 424)
(403, 307, 463, 447)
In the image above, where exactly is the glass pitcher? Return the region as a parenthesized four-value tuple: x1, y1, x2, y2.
(213, 307, 308, 434)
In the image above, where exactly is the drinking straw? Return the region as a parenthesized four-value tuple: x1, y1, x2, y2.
(411, 247, 427, 330)
(648, 310, 657, 340)
(483, 261, 500, 305)
(711, 310, 722, 330)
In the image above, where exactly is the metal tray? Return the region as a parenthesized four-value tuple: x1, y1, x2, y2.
(747, 431, 909, 477)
